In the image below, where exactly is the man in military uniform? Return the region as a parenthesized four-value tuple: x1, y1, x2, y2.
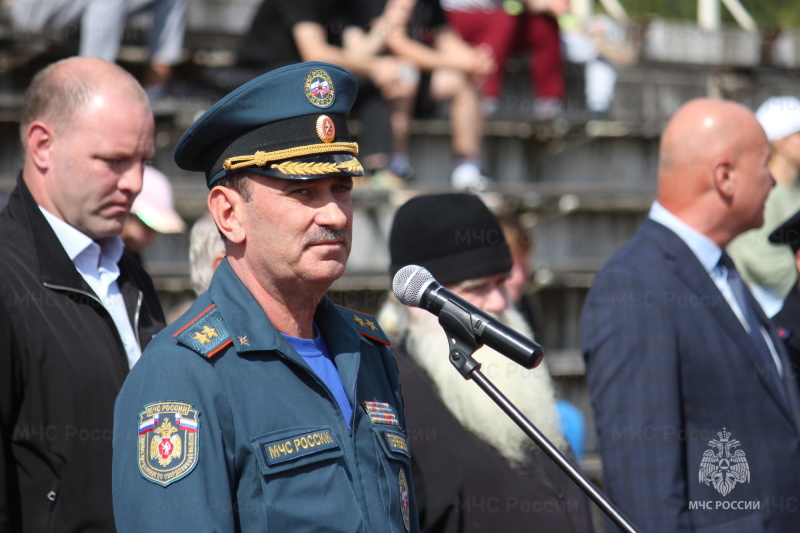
(112, 62, 419, 532)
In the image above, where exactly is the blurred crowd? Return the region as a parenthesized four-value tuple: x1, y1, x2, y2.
(3, 0, 638, 191)
(4, 1, 800, 533)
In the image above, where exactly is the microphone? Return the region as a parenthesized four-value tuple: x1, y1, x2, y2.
(392, 265, 544, 369)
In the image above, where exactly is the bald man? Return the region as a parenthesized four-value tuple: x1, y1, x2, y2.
(581, 98, 800, 532)
(0, 57, 165, 532)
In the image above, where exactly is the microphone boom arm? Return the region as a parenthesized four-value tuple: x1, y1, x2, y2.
(440, 320, 641, 533)
(438, 300, 483, 379)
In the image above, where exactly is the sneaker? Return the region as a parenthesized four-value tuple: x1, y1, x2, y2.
(389, 159, 415, 181)
(450, 162, 492, 191)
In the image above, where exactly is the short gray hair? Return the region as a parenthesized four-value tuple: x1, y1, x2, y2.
(189, 213, 226, 295)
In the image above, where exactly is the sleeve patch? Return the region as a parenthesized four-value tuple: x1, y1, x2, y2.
(137, 402, 200, 486)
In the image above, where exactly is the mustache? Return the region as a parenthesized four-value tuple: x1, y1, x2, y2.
(302, 227, 349, 246)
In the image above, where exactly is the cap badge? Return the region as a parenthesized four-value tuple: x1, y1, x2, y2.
(304, 69, 335, 108)
(316, 115, 336, 143)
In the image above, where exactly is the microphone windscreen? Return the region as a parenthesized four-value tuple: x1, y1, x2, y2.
(392, 265, 431, 307)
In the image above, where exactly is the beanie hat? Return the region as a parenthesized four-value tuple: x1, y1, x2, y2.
(389, 193, 512, 285)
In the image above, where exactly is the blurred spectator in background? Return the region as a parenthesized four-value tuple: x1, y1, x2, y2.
(499, 211, 585, 463)
(767, 209, 800, 394)
(188, 213, 225, 297)
(166, 212, 225, 324)
(728, 96, 800, 317)
(223, 0, 418, 188)
(120, 165, 186, 263)
(352, 0, 495, 190)
(442, 0, 565, 120)
(498, 211, 540, 335)
(9, 0, 187, 97)
(380, 192, 593, 532)
(343, 0, 420, 182)
(559, 2, 637, 119)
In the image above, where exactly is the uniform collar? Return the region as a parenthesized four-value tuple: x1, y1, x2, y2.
(207, 258, 363, 356)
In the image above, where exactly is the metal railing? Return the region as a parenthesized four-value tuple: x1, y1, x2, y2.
(573, 0, 756, 32)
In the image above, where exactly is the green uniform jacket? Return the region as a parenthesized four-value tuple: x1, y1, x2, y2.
(113, 260, 418, 533)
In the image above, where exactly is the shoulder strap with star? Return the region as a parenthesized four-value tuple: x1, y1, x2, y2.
(173, 304, 233, 359)
(337, 305, 391, 345)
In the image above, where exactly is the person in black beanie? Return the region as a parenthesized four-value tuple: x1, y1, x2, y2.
(378, 192, 594, 533)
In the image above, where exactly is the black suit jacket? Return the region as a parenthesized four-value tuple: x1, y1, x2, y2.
(773, 285, 800, 394)
(582, 218, 800, 533)
(0, 177, 165, 533)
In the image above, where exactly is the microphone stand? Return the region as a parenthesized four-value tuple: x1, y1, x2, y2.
(437, 300, 640, 533)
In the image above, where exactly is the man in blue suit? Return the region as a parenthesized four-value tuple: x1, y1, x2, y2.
(582, 98, 800, 533)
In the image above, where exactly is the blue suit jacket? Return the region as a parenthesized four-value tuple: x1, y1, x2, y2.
(581, 219, 800, 533)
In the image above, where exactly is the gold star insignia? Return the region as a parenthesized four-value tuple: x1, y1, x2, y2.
(201, 326, 219, 339)
(353, 315, 365, 327)
(193, 332, 210, 344)
(238, 336, 249, 346)
(364, 319, 378, 332)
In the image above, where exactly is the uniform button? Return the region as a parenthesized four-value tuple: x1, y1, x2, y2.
(47, 490, 57, 502)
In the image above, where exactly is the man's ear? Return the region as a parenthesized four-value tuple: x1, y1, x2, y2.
(712, 158, 735, 200)
(208, 186, 246, 245)
(27, 122, 54, 170)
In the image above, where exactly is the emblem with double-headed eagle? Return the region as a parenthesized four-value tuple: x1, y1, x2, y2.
(698, 428, 750, 496)
(150, 419, 182, 467)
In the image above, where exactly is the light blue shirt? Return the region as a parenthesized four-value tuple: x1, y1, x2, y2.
(649, 201, 782, 376)
(282, 324, 354, 431)
(40, 207, 142, 368)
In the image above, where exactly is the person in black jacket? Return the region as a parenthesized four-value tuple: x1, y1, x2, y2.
(0, 56, 165, 533)
(378, 193, 594, 532)
(768, 209, 800, 392)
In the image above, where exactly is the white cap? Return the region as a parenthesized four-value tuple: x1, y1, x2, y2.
(131, 166, 186, 234)
(755, 96, 800, 142)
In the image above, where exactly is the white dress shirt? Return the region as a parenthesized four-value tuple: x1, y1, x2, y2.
(40, 207, 142, 368)
(649, 201, 783, 377)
